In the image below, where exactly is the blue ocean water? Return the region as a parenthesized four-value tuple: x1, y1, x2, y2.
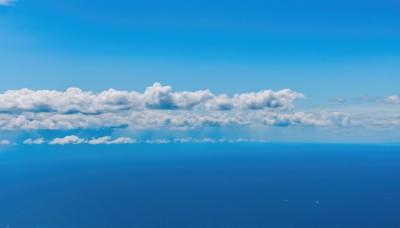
(0, 143, 399, 228)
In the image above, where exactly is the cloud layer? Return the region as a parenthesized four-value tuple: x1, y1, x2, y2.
(22, 135, 269, 145)
(0, 83, 340, 131)
(263, 111, 351, 127)
(30, 135, 138, 145)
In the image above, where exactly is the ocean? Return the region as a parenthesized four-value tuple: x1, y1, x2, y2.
(0, 143, 399, 227)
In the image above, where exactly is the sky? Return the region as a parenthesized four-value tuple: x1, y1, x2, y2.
(0, 0, 399, 144)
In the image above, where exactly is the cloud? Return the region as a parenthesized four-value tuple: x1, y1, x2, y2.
(21, 136, 137, 145)
(383, 95, 400, 104)
(87, 136, 112, 144)
(263, 112, 351, 127)
(0, 83, 358, 132)
(0, 83, 308, 131)
(49, 135, 86, 145)
(111, 137, 136, 144)
(0, 109, 351, 131)
(0, 0, 16, 6)
(23, 138, 46, 145)
(19, 136, 272, 145)
(142, 83, 213, 110)
(330, 97, 347, 103)
(352, 95, 400, 104)
(0, 139, 10, 145)
(0, 111, 250, 130)
(0, 83, 304, 114)
(88, 136, 136, 144)
(145, 139, 171, 144)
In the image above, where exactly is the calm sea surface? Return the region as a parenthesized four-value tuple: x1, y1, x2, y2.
(0, 143, 399, 227)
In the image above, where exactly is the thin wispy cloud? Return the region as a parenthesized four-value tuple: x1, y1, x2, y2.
(46, 135, 137, 145)
(88, 136, 136, 144)
(330, 97, 347, 104)
(0, 0, 16, 6)
(22, 136, 269, 145)
(23, 138, 46, 145)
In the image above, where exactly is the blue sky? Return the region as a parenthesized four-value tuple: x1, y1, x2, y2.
(0, 0, 399, 143)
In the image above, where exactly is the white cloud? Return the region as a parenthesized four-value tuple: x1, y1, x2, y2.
(383, 95, 400, 104)
(330, 97, 347, 103)
(0, 83, 360, 132)
(110, 137, 136, 144)
(23, 138, 46, 145)
(0, 139, 10, 145)
(20, 136, 273, 145)
(0, 111, 250, 130)
(87, 136, 112, 144)
(145, 139, 171, 144)
(0, 0, 16, 6)
(0, 83, 304, 114)
(142, 83, 213, 110)
(0, 109, 351, 131)
(263, 111, 351, 127)
(49, 135, 86, 145)
(88, 136, 136, 144)
(353, 95, 400, 104)
(22, 136, 137, 145)
(141, 137, 268, 144)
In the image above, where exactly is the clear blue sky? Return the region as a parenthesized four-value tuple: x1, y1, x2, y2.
(0, 0, 399, 142)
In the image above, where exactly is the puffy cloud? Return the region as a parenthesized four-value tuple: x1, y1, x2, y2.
(231, 89, 305, 110)
(49, 135, 86, 145)
(0, 139, 10, 145)
(0, 83, 304, 114)
(23, 138, 46, 145)
(142, 83, 213, 109)
(204, 89, 305, 111)
(0, 88, 140, 114)
(0, 83, 357, 132)
(0, 0, 16, 6)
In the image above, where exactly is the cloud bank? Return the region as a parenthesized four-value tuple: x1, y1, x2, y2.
(0, 83, 343, 131)
(263, 112, 351, 127)
(0, 83, 304, 114)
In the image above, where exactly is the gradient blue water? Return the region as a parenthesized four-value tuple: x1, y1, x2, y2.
(0, 144, 399, 227)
